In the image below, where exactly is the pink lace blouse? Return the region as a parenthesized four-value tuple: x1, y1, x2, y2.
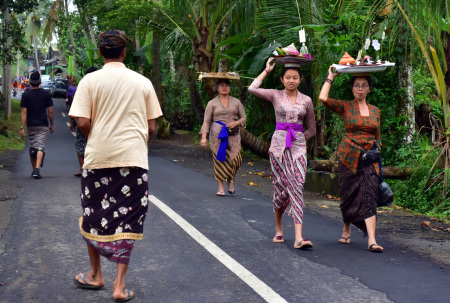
(248, 79, 316, 160)
(200, 96, 247, 161)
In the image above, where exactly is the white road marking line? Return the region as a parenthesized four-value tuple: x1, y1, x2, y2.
(71, 132, 76, 137)
(66, 122, 70, 127)
(149, 195, 288, 303)
(62, 112, 66, 117)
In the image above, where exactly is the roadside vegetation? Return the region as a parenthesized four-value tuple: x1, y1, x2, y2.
(0, 0, 448, 218)
(0, 99, 26, 151)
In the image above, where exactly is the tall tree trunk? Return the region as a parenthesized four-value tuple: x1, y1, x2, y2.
(85, 14, 97, 59)
(16, 52, 20, 78)
(135, 20, 143, 73)
(33, 32, 40, 72)
(167, 51, 175, 79)
(397, 51, 415, 143)
(65, 0, 76, 76)
(2, 8, 11, 119)
(188, 70, 205, 123)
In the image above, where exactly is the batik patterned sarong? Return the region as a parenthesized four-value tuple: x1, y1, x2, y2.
(213, 150, 242, 181)
(270, 149, 306, 224)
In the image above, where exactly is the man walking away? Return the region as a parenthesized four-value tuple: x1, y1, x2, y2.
(20, 71, 54, 179)
(69, 29, 163, 302)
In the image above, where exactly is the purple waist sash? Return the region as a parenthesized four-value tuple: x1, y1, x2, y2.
(275, 123, 304, 148)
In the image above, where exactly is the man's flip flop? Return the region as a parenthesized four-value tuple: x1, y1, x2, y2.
(114, 290, 135, 302)
(367, 244, 383, 253)
(294, 239, 313, 249)
(73, 273, 103, 290)
(338, 236, 351, 244)
(273, 235, 285, 243)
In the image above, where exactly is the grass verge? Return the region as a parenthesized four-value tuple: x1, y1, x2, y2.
(0, 98, 26, 151)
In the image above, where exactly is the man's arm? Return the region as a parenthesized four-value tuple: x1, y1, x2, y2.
(20, 108, 27, 137)
(148, 119, 156, 138)
(77, 117, 91, 137)
(48, 107, 54, 133)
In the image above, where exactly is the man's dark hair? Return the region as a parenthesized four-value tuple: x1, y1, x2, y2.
(29, 71, 41, 86)
(100, 46, 125, 59)
(99, 29, 126, 59)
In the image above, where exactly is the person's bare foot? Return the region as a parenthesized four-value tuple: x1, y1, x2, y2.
(113, 282, 135, 301)
(75, 272, 104, 288)
(367, 243, 384, 252)
(338, 235, 351, 244)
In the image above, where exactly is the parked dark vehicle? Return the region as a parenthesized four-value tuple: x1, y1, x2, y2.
(52, 79, 68, 98)
(41, 80, 54, 95)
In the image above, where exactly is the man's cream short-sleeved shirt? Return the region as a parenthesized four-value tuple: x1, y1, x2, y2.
(69, 62, 162, 170)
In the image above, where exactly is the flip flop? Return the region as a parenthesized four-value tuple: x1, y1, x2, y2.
(294, 239, 313, 249)
(114, 290, 135, 302)
(338, 236, 351, 244)
(73, 273, 103, 290)
(228, 189, 235, 194)
(273, 235, 285, 243)
(74, 171, 82, 177)
(216, 191, 225, 196)
(367, 244, 383, 253)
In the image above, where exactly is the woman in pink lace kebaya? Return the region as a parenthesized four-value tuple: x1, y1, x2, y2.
(249, 58, 316, 249)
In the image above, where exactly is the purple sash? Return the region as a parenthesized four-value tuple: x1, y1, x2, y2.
(275, 123, 303, 148)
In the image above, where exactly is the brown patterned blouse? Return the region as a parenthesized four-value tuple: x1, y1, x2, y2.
(323, 98, 381, 174)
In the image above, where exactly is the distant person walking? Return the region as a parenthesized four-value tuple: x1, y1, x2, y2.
(69, 30, 162, 302)
(70, 67, 97, 177)
(200, 78, 247, 196)
(66, 78, 77, 110)
(19, 71, 54, 179)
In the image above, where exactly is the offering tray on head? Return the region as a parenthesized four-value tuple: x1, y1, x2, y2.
(273, 55, 314, 66)
(332, 62, 395, 74)
(198, 72, 240, 81)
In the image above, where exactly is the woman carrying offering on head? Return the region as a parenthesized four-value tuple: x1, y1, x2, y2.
(248, 58, 316, 249)
(200, 78, 247, 196)
(318, 66, 383, 252)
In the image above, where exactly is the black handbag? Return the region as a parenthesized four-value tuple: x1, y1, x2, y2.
(378, 150, 394, 207)
(227, 125, 240, 136)
(354, 141, 394, 207)
(361, 143, 381, 164)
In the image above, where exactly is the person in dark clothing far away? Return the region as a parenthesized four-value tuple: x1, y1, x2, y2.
(20, 71, 54, 179)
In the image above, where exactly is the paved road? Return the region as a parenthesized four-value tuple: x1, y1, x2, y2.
(0, 99, 449, 303)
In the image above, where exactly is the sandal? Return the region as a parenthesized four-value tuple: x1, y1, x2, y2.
(367, 243, 383, 253)
(216, 191, 225, 196)
(74, 171, 82, 177)
(338, 236, 351, 244)
(272, 235, 285, 243)
(294, 239, 313, 249)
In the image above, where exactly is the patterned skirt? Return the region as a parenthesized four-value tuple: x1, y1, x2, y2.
(213, 150, 242, 181)
(338, 155, 378, 236)
(75, 127, 87, 156)
(79, 167, 149, 262)
(270, 149, 307, 224)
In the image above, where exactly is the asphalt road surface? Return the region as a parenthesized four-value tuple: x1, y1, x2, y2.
(0, 99, 449, 303)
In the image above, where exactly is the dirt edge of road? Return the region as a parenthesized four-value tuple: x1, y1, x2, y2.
(1, 132, 449, 266)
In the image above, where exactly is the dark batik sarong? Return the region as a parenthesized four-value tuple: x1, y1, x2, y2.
(270, 149, 307, 224)
(339, 155, 379, 235)
(83, 238, 135, 264)
(79, 167, 149, 252)
(213, 150, 242, 181)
